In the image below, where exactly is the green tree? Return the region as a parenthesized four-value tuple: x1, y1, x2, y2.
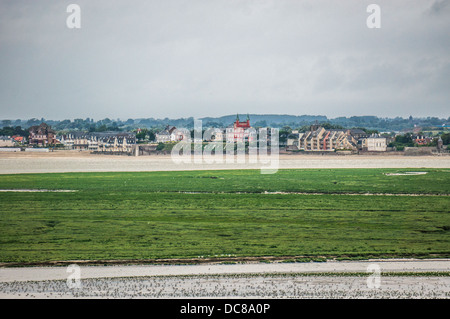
(395, 133, 413, 144)
(2, 120, 11, 127)
(136, 129, 148, 141)
(147, 130, 156, 142)
(279, 126, 292, 144)
(26, 118, 40, 127)
(97, 124, 108, 132)
(322, 122, 345, 130)
(0, 126, 28, 137)
(441, 133, 450, 145)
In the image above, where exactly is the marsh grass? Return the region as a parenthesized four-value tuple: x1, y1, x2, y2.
(0, 169, 449, 263)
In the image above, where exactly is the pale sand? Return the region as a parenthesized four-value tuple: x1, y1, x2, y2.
(1, 275, 448, 299)
(0, 260, 449, 298)
(0, 151, 449, 173)
(1, 259, 449, 282)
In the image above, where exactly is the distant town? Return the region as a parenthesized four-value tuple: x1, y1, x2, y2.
(0, 115, 449, 156)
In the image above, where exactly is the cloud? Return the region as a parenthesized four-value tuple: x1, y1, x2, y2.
(0, 0, 449, 119)
(429, 0, 450, 14)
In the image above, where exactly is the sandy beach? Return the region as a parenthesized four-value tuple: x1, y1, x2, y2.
(0, 259, 449, 298)
(2, 273, 448, 299)
(0, 151, 449, 174)
(1, 259, 449, 282)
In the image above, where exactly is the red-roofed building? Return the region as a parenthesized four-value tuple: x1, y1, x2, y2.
(28, 123, 57, 146)
(11, 136, 25, 143)
(226, 114, 254, 143)
(413, 135, 432, 145)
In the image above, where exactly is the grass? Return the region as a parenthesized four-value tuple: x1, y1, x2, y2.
(0, 168, 449, 194)
(0, 168, 449, 263)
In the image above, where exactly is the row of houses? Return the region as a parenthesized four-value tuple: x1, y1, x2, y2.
(25, 123, 137, 153)
(155, 114, 254, 143)
(4, 121, 443, 154)
(59, 132, 136, 153)
(154, 117, 388, 152)
(287, 125, 387, 152)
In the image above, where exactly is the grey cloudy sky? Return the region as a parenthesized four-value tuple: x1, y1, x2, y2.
(0, 0, 449, 120)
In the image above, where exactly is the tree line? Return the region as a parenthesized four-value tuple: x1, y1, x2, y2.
(2, 115, 449, 132)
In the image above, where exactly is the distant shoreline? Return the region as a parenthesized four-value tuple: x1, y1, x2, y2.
(0, 149, 449, 157)
(0, 150, 449, 174)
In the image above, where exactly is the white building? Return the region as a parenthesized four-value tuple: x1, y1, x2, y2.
(364, 136, 387, 152)
(0, 136, 15, 147)
(155, 125, 185, 143)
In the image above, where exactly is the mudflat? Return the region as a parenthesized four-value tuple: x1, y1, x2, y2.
(0, 260, 449, 298)
(0, 151, 449, 173)
(1, 259, 449, 282)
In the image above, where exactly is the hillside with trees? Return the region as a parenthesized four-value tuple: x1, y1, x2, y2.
(1, 115, 448, 135)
